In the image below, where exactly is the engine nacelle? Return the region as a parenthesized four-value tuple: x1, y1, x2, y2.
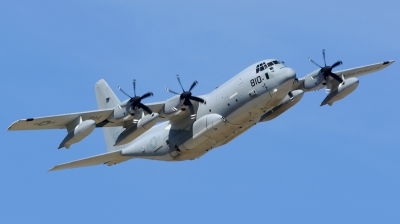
(182, 113, 226, 150)
(259, 89, 304, 122)
(58, 119, 96, 149)
(163, 95, 182, 115)
(114, 113, 160, 146)
(302, 69, 323, 91)
(321, 77, 359, 106)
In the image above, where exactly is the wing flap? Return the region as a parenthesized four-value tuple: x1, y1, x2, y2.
(48, 150, 131, 171)
(7, 109, 113, 131)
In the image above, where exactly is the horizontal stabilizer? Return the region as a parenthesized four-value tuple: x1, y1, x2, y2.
(48, 150, 131, 172)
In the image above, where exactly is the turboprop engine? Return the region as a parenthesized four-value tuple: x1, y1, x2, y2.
(164, 75, 205, 119)
(320, 77, 359, 106)
(58, 118, 96, 149)
(114, 113, 160, 146)
(303, 49, 344, 92)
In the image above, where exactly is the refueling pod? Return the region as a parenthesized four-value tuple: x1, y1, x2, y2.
(58, 118, 96, 149)
(321, 77, 359, 106)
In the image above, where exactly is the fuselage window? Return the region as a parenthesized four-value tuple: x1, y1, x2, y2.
(256, 65, 260, 73)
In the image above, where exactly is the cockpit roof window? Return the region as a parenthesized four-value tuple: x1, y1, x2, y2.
(272, 60, 280, 64)
(267, 62, 274, 67)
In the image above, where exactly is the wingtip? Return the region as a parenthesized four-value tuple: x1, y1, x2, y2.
(48, 166, 57, 172)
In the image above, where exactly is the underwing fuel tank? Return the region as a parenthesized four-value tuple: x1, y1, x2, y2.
(182, 114, 226, 150)
(259, 90, 304, 122)
(114, 113, 160, 146)
(321, 77, 359, 106)
(58, 119, 96, 149)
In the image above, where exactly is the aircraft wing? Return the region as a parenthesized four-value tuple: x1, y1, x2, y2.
(333, 60, 394, 79)
(292, 60, 395, 91)
(146, 101, 166, 114)
(7, 109, 114, 131)
(48, 150, 131, 171)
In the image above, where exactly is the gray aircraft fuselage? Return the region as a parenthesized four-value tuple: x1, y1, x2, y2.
(119, 59, 296, 161)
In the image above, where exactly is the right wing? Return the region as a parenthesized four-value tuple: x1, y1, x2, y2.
(48, 150, 131, 171)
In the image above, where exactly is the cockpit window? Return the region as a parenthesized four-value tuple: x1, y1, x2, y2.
(256, 61, 280, 73)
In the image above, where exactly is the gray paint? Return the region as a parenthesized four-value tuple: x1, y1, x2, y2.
(7, 59, 395, 171)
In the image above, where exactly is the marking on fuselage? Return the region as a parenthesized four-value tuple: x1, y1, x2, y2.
(229, 92, 238, 99)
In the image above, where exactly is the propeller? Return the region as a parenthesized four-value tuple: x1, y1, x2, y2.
(308, 49, 344, 92)
(118, 79, 154, 120)
(165, 75, 205, 119)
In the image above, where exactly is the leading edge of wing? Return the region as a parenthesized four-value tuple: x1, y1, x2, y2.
(48, 150, 131, 172)
(7, 109, 114, 131)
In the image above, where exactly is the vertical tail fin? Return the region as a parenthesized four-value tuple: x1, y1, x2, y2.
(95, 79, 124, 152)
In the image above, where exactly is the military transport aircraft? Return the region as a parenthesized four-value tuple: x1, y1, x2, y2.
(7, 50, 394, 171)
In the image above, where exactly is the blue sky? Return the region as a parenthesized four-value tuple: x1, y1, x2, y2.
(1, 1, 399, 223)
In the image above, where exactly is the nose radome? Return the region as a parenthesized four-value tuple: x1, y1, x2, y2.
(284, 67, 296, 80)
(276, 67, 296, 85)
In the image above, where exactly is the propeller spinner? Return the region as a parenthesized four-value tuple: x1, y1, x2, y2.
(165, 75, 205, 119)
(308, 49, 344, 92)
(118, 79, 154, 120)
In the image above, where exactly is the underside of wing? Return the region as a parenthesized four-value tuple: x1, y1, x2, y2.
(334, 60, 394, 79)
(8, 109, 113, 131)
(48, 150, 131, 171)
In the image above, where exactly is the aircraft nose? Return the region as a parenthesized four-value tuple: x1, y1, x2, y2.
(277, 67, 296, 85)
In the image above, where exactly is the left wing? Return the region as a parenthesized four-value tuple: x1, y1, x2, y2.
(292, 60, 395, 91)
(8, 109, 113, 131)
(334, 60, 394, 79)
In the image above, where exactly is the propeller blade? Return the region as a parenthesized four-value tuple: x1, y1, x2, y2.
(331, 61, 343, 69)
(133, 107, 140, 120)
(165, 87, 180, 95)
(326, 76, 331, 93)
(118, 86, 133, 98)
(329, 72, 343, 83)
(322, 49, 326, 66)
(176, 75, 185, 92)
(139, 103, 153, 115)
(186, 100, 196, 119)
(140, 92, 153, 100)
(189, 81, 198, 92)
(133, 79, 136, 96)
(190, 96, 205, 103)
(308, 57, 322, 68)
